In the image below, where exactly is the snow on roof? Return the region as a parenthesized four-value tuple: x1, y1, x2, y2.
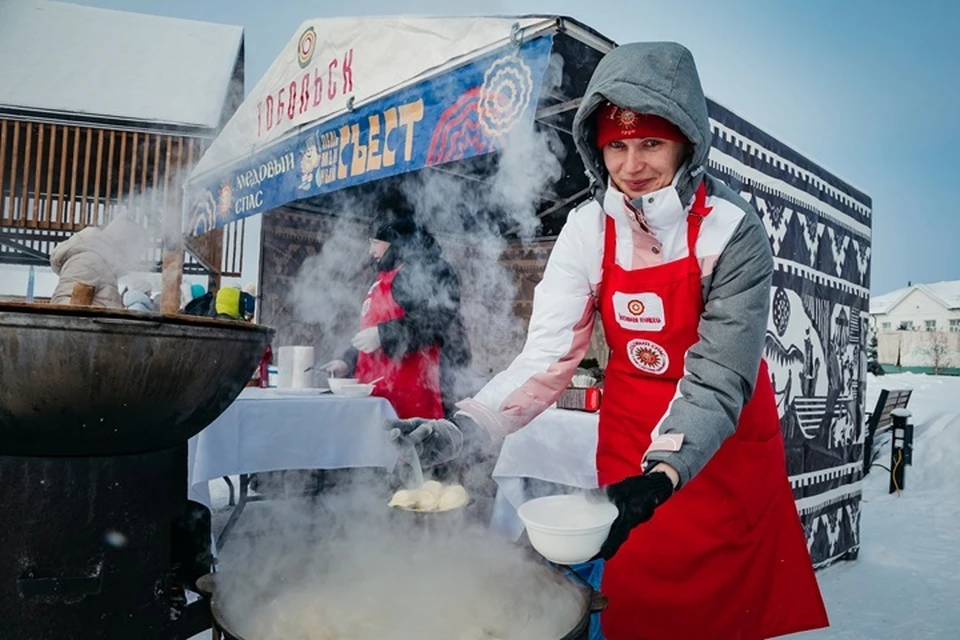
(870, 280, 960, 315)
(921, 280, 960, 310)
(869, 290, 902, 315)
(0, 1, 243, 129)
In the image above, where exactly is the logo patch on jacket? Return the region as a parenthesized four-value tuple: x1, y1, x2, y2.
(613, 292, 665, 332)
(626, 339, 669, 374)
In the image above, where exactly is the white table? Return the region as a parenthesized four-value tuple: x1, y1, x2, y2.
(187, 389, 600, 544)
(491, 408, 600, 539)
(187, 387, 400, 507)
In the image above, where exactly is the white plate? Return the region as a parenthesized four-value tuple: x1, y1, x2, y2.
(264, 387, 330, 396)
(331, 383, 375, 397)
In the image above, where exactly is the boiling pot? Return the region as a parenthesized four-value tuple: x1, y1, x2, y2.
(197, 562, 606, 640)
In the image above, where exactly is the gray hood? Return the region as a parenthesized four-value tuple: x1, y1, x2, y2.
(573, 42, 711, 206)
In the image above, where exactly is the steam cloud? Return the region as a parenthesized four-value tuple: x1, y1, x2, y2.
(212, 52, 585, 638)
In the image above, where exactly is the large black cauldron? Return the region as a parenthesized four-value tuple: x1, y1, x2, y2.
(0, 302, 274, 640)
(0, 302, 273, 456)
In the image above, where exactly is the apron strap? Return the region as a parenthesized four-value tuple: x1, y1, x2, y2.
(603, 213, 617, 272)
(685, 182, 713, 256)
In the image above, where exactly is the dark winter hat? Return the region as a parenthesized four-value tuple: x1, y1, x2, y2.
(371, 216, 418, 244)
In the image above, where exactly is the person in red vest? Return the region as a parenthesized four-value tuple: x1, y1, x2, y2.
(387, 42, 828, 639)
(322, 216, 471, 420)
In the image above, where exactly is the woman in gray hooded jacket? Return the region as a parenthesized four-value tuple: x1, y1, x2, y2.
(390, 42, 829, 639)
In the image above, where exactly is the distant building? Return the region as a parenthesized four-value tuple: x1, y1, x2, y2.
(869, 280, 960, 332)
(870, 280, 960, 373)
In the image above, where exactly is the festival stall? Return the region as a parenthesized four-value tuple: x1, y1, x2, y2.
(183, 15, 873, 567)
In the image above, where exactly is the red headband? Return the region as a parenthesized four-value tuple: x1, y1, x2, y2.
(595, 102, 687, 148)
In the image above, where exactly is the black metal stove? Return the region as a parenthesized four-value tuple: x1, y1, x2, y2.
(0, 303, 273, 640)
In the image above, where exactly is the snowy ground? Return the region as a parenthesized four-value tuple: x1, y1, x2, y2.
(192, 372, 960, 639)
(797, 373, 960, 639)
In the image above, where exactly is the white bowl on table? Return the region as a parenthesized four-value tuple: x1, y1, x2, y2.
(331, 382, 375, 397)
(517, 493, 618, 565)
(327, 378, 358, 394)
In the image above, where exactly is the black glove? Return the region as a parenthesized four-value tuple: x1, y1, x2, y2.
(386, 413, 490, 469)
(597, 471, 675, 560)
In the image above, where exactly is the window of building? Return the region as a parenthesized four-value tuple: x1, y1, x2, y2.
(950, 319, 960, 332)
(882, 322, 892, 330)
(925, 320, 937, 331)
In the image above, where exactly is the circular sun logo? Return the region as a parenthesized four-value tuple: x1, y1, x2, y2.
(627, 299, 645, 315)
(616, 108, 638, 129)
(626, 339, 669, 375)
(478, 55, 534, 138)
(297, 27, 317, 69)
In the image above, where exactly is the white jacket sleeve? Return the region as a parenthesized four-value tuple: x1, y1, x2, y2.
(457, 211, 599, 439)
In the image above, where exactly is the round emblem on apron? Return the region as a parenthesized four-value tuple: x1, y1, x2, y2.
(626, 338, 669, 374)
(627, 299, 645, 315)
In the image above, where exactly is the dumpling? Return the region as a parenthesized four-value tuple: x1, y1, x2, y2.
(437, 484, 470, 511)
(420, 480, 445, 497)
(415, 489, 440, 511)
(388, 489, 418, 509)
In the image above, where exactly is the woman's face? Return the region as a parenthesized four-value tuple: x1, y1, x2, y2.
(602, 138, 688, 200)
(369, 239, 391, 261)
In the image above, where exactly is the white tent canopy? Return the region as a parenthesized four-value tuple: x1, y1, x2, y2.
(189, 16, 559, 183)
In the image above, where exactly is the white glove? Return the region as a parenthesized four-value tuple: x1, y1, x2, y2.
(351, 326, 381, 353)
(320, 359, 349, 377)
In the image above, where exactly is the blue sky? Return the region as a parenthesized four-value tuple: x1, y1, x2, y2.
(70, 0, 960, 295)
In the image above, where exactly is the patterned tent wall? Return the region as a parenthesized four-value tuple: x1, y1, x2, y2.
(706, 100, 872, 567)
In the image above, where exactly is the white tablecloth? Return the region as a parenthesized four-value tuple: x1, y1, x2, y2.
(187, 388, 399, 507)
(491, 408, 600, 539)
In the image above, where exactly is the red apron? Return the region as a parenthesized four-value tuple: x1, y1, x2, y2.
(354, 266, 444, 420)
(596, 184, 828, 639)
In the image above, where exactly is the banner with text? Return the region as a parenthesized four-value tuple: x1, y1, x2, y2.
(185, 35, 553, 235)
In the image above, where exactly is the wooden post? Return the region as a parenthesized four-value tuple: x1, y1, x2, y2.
(159, 137, 183, 315)
(29, 123, 43, 227)
(0, 120, 7, 225)
(55, 125, 67, 229)
(19, 122, 32, 225)
(44, 124, 56, 225)
(70, 282, 96, 306)
(9, 122, 20, 224)
(80, 127, 92, 226)
(68, 126, 80, 229)
(92, 129, 104, 225)
(104, 130, 115, 220)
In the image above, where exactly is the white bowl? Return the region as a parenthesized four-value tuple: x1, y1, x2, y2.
(327, 378, 359, 393)
(517, 494, 618, 565)
(332, 383, 375, 397)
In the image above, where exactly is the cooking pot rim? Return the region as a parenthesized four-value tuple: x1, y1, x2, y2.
(0, 301, 271, 334)
(200, 561, 604, 640)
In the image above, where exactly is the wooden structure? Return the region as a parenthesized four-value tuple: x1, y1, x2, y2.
(0, 121, 244, 278)
(0, 2, 248, 302)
